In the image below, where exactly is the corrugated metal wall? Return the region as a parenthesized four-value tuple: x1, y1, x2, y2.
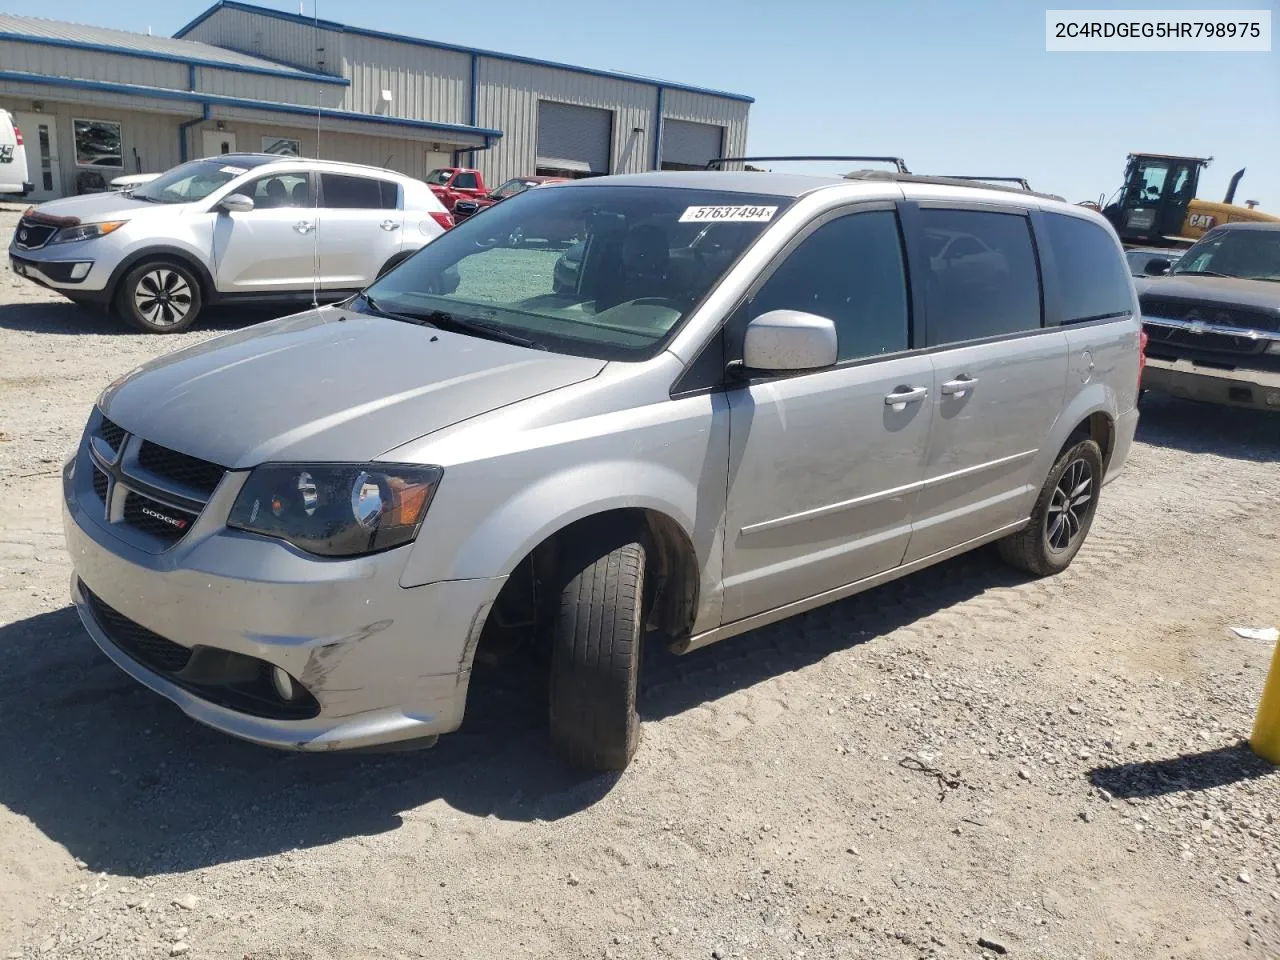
(340, 34, 469, 123)
(0, 41, 188, 89)
(0, 88, 187, 195)
(476, 58, 655, 184)
(196, 109, 456, 178)
(195, 66, 344, 109)
(180, 9, 342, 85)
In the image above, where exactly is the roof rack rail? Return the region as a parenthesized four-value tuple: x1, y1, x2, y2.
(706, 155, 911, 174)
(841, 170, 1065, 203)
(936, 175, 1033, 191)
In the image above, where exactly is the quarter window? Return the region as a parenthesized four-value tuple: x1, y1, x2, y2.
(321, 173, 398, 210)
(746, 210, 910, 362)
(1043, 213, 1133, 323)
(454, 172, 479, 190)
(919, 209, 1042, 346)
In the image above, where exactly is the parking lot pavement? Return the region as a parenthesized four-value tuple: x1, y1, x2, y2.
(1, 205, 1278, 959)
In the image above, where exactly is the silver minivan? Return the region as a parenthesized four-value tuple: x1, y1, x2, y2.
(62, 170, 1142, 770)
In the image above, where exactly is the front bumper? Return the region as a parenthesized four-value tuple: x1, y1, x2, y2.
(1143, 356, 1280, 411)
(62, 455, 506, 751)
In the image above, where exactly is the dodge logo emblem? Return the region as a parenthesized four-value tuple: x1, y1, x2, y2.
(141, 505, 188, 530)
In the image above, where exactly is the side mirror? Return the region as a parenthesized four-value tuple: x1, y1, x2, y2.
(1143, 256, 1172, 276)
(219, 193, 254, 213)
(741, 310, 838, 373)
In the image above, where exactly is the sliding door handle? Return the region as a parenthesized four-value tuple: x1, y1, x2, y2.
(940, 375, 979, 397)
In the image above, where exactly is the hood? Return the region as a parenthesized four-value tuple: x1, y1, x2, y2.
(99, 307, 606, 469)
(1135, 274, 1280, 313)
(26, 191, 177, 222)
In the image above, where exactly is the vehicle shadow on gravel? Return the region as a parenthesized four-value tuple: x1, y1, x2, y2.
(0, 302, 287, 335)
(1088, 743, 1275, 798)
(0, 547, 1021, 877)
(1136, 394, 1280, 462)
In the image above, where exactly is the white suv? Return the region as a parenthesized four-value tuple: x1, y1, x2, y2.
(8, 154, 454, 332)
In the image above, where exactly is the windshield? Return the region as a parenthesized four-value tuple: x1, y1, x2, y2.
(1171, 229, 1280, 281)
(131, 157, 272, 204)
(492, 179, 535, 199)
(423, 169, 454, 185)
(359, 184, 791, 360)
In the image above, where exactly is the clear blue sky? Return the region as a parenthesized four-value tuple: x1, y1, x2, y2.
(9, 0, 1279, 211)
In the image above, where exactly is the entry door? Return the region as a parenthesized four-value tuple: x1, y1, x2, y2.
(212, 170, 319, 293)
(721, 207, 932, 624)
(202, 130, 237, 158)
(902, 206, 1069, 562)
(315, 171, 404, 290)
(15, 113, 60, 201)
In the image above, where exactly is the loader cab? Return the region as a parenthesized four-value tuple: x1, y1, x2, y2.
(1103, 153, 1207, 246)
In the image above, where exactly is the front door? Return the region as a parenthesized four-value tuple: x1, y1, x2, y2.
(202, 130, 237, 158)
(722, 206, 933, 624)
(15, 113, 60, 201)
(315, 171, 404, 290)
(902, 206, 1068, 562)
(211, 170, 320, 293)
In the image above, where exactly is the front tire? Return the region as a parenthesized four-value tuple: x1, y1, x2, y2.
(116, 260, 202, 333)
(998, 438, 1104, 577)
(548, 532, 646, 772)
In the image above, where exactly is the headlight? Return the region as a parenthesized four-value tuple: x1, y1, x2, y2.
(50, 221, 127, 244)
(227, 463, 442, 558)
(1266, 339, 1280, 355)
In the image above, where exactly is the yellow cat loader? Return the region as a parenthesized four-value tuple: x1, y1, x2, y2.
(1098, 153, 1276, 249)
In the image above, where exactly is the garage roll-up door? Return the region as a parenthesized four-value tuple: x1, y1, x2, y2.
(662, 119, 724, 170)
(536, 101, 612, 175)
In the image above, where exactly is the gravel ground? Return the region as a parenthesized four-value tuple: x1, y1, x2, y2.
(1, 204, 1278, 960)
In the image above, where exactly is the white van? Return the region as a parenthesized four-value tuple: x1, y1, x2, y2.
(0, 109, 32, 197)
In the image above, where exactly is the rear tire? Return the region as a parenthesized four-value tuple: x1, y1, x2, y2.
(998, 438, 1103, 577)
(115, 260, 202, 333)
(548, 531, 646, 772)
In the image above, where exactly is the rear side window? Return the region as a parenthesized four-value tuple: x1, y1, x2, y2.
(919, 209, 1042, 347)
(454, 172, 478, 190)
(748, 210, 910, 362)
(1043, 213, 1133, 322)
(321, 173, 398, 210)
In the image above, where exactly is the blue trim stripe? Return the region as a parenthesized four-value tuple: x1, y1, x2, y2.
(652, 87, 665, 171)
(175, 1, 755, 104)
(0, 29, 349, 86)
(0, 70, 503, 140)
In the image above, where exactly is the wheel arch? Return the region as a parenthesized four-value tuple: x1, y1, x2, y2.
(105, 245, 215, 305)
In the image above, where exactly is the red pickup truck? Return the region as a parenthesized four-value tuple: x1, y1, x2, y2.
(422, 167, 488, 210)
(452, 175, 570, 223)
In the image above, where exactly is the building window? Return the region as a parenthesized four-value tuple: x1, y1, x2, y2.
(73, 119, 123, 168)
(262, 136, 302, 156)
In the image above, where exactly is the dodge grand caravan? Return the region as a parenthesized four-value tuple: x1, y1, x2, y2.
(62, 170, 1142, 771)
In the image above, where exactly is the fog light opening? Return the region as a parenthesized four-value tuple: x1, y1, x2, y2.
(271, 665, 300, 701)
(69, 261, 92, 281)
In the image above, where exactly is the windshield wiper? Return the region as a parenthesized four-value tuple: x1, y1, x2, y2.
(1172, 269, 1232, 278)
(355, 297, 540, 348)
(416, 309, 542, 349)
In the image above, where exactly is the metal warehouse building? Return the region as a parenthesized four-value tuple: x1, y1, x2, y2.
(0, 2, 752, 202)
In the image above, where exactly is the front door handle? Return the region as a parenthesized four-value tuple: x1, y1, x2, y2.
(884, 385, 929, 408)
(293, 221, 315, 234)
(379, 219, 400, 231)
(941, 375, 980, 397)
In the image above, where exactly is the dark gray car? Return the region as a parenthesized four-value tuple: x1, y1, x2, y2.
(62, 171, 1141, 771)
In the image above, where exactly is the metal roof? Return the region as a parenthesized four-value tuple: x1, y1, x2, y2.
(0, 12, 347, 83)
(175, 1, 755, 103)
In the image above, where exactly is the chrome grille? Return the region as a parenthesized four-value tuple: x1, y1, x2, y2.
(83, 412, 228, 551)
(14, 217, 58, 250)
(1140, 296, 1279, 334)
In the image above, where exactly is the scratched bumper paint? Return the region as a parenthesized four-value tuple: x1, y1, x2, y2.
(62, 491, 506, 751)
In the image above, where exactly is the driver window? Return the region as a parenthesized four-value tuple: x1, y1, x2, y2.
(745, 211, 910, 362)
(1136, 162, 1170, 200)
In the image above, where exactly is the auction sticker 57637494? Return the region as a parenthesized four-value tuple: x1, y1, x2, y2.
(679, 205, 778, 223)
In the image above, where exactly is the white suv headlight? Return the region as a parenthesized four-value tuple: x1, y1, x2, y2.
(51, 221, 127, 244)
